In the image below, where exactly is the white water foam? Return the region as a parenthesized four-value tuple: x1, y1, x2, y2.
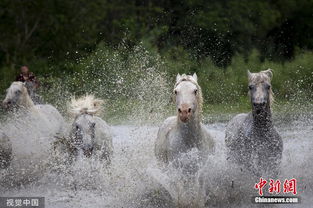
(0, 116, 312, 208)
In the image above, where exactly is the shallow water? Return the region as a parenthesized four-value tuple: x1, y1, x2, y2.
(0, 115, 312, 208)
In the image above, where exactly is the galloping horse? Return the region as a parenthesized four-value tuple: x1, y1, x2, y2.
(0, 82, 65, 177)
(155, 73, 215, 165)
(2, 81, 65, 135)
(225, 69, 283, 176)
(57, 95, 113, 163)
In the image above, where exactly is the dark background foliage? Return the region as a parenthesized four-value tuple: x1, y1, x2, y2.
(0, 0, 312, 114)
(1, 0, 313, 68)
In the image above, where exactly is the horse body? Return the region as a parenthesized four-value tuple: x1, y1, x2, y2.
(225, 69, 283, 176)
(156, 116, 213, 163)
(2, 82, 65, 136)
(35, 104, 66, 135)
(0, 82, 66, 172)
(155, 74, 215, 165)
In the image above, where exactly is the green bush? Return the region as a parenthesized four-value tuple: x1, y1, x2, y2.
(1, 43, 312, 122)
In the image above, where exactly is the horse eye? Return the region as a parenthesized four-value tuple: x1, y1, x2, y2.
(248, 85, 254, 90)
(174, 90, 177, 95)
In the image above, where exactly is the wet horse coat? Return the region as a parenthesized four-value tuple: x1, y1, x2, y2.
(60, 95, 113, 163)
(225, 69, 283, 176)
(2, 82, 65, 135)
(0, 82, 66, 180)
(155, 74, 215, 165)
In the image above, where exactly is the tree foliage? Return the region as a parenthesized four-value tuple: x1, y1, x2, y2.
(0, 0, 313, 68)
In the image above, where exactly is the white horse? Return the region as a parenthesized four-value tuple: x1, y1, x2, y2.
(0, 81, 65, 177)
(55, 95, 113, 163)
(2, 81, 65, 135)
(225, 69, 283, 177)
(155, 73, 215, 165)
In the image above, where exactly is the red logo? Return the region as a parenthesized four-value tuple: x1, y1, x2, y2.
(255, 178, 267, 196)
(255, 178, 297, 196)
(269, 179, 281, 194)
(283, 178, 297, 195)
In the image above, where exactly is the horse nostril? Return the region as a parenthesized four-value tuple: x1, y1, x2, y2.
(188, 108, 191, 113)
(3, 101, 10, 107)
(178, 108, 182, 113)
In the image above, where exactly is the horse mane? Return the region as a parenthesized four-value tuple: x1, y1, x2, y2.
(69, 94, 104, 116)
(174, 74, 204, 117)
(248, 69, 274, 105)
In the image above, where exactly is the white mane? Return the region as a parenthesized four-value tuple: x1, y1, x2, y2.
(69, 95, 104, 116)
(175, 74, 198, 86)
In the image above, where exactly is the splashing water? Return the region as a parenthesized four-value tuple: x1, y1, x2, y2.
(38, 44, 172, 124)
(0, 45, 312, 207)
(0, 117, 312, 207)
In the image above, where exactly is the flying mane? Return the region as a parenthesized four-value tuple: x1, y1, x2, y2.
(69, 95, 104, 116)
(174, 74, 203, 117)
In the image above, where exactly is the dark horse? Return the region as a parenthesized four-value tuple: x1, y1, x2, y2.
(225, 69, 283, 177)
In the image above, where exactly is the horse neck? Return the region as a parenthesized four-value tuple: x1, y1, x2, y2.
(252, 104, 273, 131)
(19, 92, 35, 109)
(177, 110, 202, 145)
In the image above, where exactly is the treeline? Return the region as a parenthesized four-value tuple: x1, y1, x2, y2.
(1, 0, 313, 109)
(1, 0, 313, 69)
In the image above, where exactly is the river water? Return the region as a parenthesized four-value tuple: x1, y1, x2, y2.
(0, 112, 312, 208)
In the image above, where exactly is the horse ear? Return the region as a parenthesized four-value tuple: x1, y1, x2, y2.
(192, 73, 198, 82)
(247, 70, 252, 79)
(176, 74, 181, 82)
(264, 68, 273, 80)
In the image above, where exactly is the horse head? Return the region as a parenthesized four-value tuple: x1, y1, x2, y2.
(174, 73, 203, 123)
(2, 82, 32, 110)
(70, 113, 96, 157)
(248, 69, 274, 115)
(69, 95, 103, 158)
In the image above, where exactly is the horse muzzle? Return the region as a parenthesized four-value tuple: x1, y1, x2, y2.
(2, 100, 14, 110)
(2, 101, 9, 108)
(178, 107, 192, 123)
(252, 102, 267, 115)
(82, 145, 94, 158)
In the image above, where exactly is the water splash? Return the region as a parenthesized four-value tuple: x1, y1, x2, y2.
(1, 119, 312, 207)
(0, 44, 312, 207)
(38, 44, 172, 124)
